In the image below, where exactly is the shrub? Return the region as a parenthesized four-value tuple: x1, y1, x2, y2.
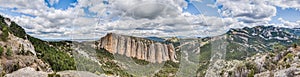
(1, 24, 9, 41)
(292, 43, 297, 48)
(285, 53, 294, 60)
(0, 46, 3, 56)
(6, 48, 12, 56)
(245, 61, 258, 73)
(18, 44, 25, 55)
(286, 64, 291, 68)
(48, 73, 60, 77)
(247, 69, 255, 77)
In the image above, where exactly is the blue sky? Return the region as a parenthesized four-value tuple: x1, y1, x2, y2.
(0, 7, 36, 17)
(44, 0, 78, 10)
(0, 0, 300, 39)
(184, 0, 220, 17)
(270, 7, 300, 24)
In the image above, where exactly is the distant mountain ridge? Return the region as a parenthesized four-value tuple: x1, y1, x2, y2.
(227, 26, 300, 46)
(221, 26, 300, 60)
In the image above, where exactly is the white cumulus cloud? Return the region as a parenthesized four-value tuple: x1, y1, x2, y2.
(0, 0, 299, 40)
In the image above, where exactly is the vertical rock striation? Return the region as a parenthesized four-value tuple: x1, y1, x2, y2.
(96, 33, 177, 63)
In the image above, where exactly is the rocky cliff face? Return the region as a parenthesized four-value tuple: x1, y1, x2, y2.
(96, 33, 177, 63)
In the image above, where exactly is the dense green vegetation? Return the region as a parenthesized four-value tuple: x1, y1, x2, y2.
(154, 60, 179, 77)
(95, 48, 133, 76)
(8, 22, 27, 39)
(96, 48, 114, 60)
(28, 36, 76, 71)
(131, 57, 150, 65)
(0, 23, 9, 41)
(49, 41, 73, 52)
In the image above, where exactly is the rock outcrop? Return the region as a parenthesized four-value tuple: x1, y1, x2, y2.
(5, 67, 114, 77)
(96, 33, 177, 63)
(5, 67, 50, 77)
(203, 46, 300, 77)
(0, 30, 49, 73)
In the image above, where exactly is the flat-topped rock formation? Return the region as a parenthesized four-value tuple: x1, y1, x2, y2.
(95, 33, 177, 63)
